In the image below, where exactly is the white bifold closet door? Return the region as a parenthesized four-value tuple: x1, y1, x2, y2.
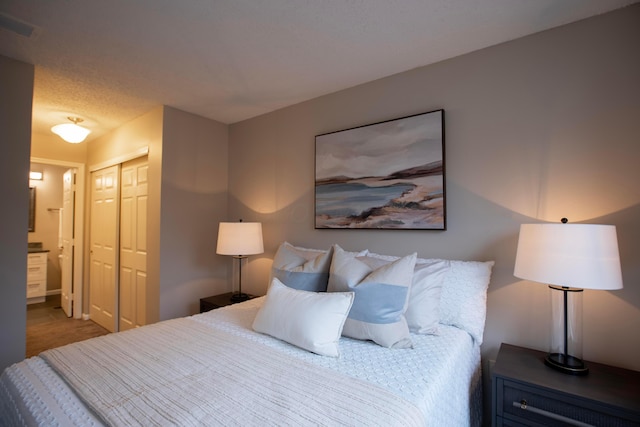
(118, 156, 149, 331)
(89, 165, 119, 332)
(89, 156, 148, 333)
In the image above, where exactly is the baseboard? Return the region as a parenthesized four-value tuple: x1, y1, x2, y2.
(46, 289, 62, 296)
(82, 313, 90, 321)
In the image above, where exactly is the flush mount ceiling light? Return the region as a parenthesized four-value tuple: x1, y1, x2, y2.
(51, 117, 91, 143)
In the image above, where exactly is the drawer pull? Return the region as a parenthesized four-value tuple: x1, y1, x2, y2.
(512, 401, 595, 427)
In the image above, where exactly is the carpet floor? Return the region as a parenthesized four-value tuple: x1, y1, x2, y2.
(26, 295, 110, 358)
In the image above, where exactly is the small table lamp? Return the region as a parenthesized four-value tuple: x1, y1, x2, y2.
(216, 220, 264, 302)
(514, 218, 623, 375)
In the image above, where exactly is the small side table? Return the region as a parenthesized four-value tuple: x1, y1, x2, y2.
(492, 343, 640, 426)
(199, 292, 256, 313)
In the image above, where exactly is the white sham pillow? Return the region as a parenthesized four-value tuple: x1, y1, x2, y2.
(359, 253, 450, 335)
(365, 250, 494, 343)
(405, 261, 449, 334)
(270, 242, 334, 292)
(439, 260, 494, 344)
(252, 278, 354, 357)
(327, 245, 416, 348)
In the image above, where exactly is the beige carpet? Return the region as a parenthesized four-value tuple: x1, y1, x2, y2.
(26, 317, 110, 358)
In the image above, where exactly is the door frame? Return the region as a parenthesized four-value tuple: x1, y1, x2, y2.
(30, 157, 85, 319)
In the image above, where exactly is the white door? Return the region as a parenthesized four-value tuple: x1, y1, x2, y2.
(89, 165, 119, 332)
(119, 156, 149, 331)
(60, 169, 76, 317)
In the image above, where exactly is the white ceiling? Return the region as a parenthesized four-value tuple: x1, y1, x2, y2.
(1, 0, 637, 142)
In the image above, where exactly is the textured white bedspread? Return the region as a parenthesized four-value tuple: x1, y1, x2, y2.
(0, 297, 482, 426)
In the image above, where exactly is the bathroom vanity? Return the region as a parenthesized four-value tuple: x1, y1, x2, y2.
(27, 244, 48, 304)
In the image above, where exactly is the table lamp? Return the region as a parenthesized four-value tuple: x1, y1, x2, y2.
(513, 218, 623, 375)
(216, 220, 264, 302)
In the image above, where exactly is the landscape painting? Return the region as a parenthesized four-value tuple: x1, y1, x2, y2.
(315, 109, 445, 230)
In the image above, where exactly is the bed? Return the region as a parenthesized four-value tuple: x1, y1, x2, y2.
(1, 244, 493, 426)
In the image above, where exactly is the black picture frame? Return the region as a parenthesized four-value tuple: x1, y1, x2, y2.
(28, 187, 36, 232)
(315, 109, 445, 230)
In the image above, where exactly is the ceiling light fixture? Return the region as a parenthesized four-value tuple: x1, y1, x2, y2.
(51, 117, 91, 143)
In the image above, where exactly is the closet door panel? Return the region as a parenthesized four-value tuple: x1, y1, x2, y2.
(89, 165, 119, 332)
(119, 157, 148, 331)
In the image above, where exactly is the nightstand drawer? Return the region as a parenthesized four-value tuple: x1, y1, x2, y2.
(500, 379, 637, 427)
(493, 344, 640, 427)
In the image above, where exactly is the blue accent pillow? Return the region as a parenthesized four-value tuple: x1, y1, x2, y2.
(327, 245, 416, 348)
(270, 242, 333, 292)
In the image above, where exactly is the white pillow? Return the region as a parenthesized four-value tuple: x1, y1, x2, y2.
(363, 251, 494, 342)
(252, 278, 354, 357)
(275, 242, 367, 258)
(357, 253, 449, 335)
(270, 242, 334, 292)
(405, 261, 449, 334)
(439, 260, 494, 344)
(327, 245, 416, 348)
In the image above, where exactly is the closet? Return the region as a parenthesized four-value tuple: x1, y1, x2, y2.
(89, 156, 148, 332)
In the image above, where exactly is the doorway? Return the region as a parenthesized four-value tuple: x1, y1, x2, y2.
(25, 158, 88, 358)
(29, 157, 86, 319)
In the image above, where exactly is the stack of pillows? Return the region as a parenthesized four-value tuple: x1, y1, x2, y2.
(252, 242, 494, 357)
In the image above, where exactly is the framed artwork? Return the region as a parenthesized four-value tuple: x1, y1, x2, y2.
(28, 187, 36, 232)
(315, 109, 445, 230)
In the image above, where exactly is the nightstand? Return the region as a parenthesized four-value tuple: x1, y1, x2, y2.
(492, 343, 640, 426)
(199, 292, 256, 313)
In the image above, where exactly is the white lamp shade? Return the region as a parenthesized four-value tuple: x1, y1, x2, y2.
(51, 123, 91, 143)
(216, 222, 264, 256)
(514, 223, 623, 290)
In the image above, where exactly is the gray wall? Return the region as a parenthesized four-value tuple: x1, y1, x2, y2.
(159, 106, 230, 319)
(228, 2, 640, 378)
(0, 56, 33, 371)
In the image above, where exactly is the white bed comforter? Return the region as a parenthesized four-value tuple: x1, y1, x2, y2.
(1, 298, 482, 426)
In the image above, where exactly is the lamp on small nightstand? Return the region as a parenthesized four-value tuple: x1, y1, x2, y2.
(514, 218, 623, 375)
(216, 220, 264, 303)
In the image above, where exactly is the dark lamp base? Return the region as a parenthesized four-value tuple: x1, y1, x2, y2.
(545, 353, 589, 375)
(230, 292, 251, 303)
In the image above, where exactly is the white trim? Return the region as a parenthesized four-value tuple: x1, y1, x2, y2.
(31, 157, 84, 169)
(31, 157, 85, 320)
(27, 297, 45, 305)
(89, 146, 149, 172)
(82, 313, 90, 321)
(46, 289, 62, 296)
